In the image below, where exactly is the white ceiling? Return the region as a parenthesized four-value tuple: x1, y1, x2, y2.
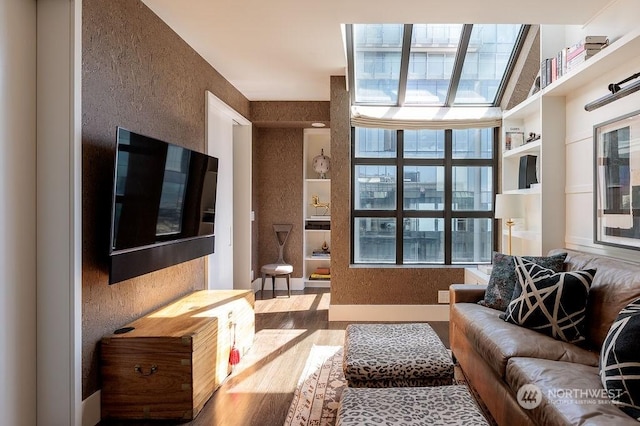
(143, 0, 614, 102)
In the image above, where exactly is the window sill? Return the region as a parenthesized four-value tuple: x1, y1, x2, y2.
(349, 263, 488, 269)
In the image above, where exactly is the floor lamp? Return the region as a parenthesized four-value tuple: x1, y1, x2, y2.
(494, 194, 524, 255)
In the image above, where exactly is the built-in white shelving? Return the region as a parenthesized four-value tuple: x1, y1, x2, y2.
(542, 27, 640, 97)
(303, 128, 331, 288)
(500, 25, 640, 255)
(503, 139, 541, 159)
(501, 26, 567, 255)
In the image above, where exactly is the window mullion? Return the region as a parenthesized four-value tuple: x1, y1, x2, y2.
(351, 126, 356, 263)
(396, 130, 404, 264)
(346, 25, 356, 106)
(354, 158, 397, 166)
(397, 24, 413, 107)
(445, 24, 473, 107)
(444, 129, 453, 263)
(493, 126, 500, 252)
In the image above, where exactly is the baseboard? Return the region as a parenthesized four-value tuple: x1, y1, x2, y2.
(305, 281, 331, 288)
(82, 390, 100, 426)
(329, 304, 449, 322)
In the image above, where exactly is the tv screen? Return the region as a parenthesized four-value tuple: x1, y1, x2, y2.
(108, 127, 218, 284)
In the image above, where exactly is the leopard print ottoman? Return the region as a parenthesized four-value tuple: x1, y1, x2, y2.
(343, 323, 453, 387)
(336, 385, 489, 426)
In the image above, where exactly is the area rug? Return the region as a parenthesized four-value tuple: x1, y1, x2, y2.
(284, 345, 345, 426)
(284, 345, 496, 426)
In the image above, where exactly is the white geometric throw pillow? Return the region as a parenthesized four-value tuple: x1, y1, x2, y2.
(503, 257, 595, 343)
(600, 298, 640, 420)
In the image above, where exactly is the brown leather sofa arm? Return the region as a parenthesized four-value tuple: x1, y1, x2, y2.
(449, 284, 487, 304)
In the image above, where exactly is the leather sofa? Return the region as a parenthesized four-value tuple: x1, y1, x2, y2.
(450, 249, 640, 425)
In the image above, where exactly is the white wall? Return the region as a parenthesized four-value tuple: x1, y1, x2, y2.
(205, 92, 253, 290)
(233, 123, 254, 289)
(37, 0, 84, 424)
(564, 0, 640, 262)
(0, 0, 37, 424)
(206, 93, 235, 289)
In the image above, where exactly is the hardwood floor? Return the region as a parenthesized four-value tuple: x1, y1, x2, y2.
(102, 288, 449, 426)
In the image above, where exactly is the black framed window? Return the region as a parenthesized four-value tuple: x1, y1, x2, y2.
(351, 127, 498, 265)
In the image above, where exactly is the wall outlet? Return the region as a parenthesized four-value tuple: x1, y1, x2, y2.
(438, 290, 450, 304)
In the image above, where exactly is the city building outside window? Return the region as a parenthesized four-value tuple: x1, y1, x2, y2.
(351, 127, 497, 265)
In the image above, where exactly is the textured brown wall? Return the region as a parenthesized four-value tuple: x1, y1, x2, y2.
(251, 101, 330, 128)
(82, 0, 249, 398)
(255, 128, 303, 278)
(501, 26, 541, 110)
(329, 76, 465, 305)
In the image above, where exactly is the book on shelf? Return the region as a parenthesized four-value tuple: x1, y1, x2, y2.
(566, 43, 585, 61)
(584, 35, 608, 44)
(566, 50, 601, 72)
(309, 267, 330, 280)
(540, 35, 608, 88)
(311, 247, 330, 257)
(310, 215, 330, 220)
(566, 44, 605, 61)
(584, 42, 608, 50)
(309, 272, 331, 280)
(305, 221, 330, 230)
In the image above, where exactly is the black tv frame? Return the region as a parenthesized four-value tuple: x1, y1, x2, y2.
(108, 127, 218, 284)
(109, 235, 214, 284)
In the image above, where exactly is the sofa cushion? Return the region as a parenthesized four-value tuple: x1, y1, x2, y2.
(503, 258, 595, 343)
(451, 303, 598, 379)
(600, 298, 640, 420)
(479, 251, 567, 311)
(549, 249, 640, 349)
(506, 357, 638, 426)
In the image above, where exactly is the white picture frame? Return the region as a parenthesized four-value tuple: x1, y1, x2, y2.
(594, 109, 640, 250)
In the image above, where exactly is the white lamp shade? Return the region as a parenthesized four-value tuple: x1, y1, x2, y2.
(495, 194, 524, 219)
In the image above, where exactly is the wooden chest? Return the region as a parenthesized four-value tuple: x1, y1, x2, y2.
(100, 290, 255, 420)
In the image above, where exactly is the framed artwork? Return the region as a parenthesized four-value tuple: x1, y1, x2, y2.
(594, 110, 640, 250)
(505, 125, 524, 151)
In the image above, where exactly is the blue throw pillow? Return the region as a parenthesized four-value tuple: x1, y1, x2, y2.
(478, 251, 567, 311)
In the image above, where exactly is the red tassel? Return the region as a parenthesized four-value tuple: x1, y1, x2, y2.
(229, 323, 240, 366)
(229, 347, 240, 366)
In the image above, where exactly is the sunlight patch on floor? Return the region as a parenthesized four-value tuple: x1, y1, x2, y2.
(255, 292, 330, 314)
(225, 330, 326, 393)
(316, 291, 331, 310)
(252, 328, 307, 346)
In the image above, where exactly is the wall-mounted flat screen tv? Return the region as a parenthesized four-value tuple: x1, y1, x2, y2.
(108, 127, 218, 284)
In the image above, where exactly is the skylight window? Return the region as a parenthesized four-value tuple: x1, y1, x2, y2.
(352, 24, 404, 104)
(405, 24, 462, 104)
(347, 24, 527, 107)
